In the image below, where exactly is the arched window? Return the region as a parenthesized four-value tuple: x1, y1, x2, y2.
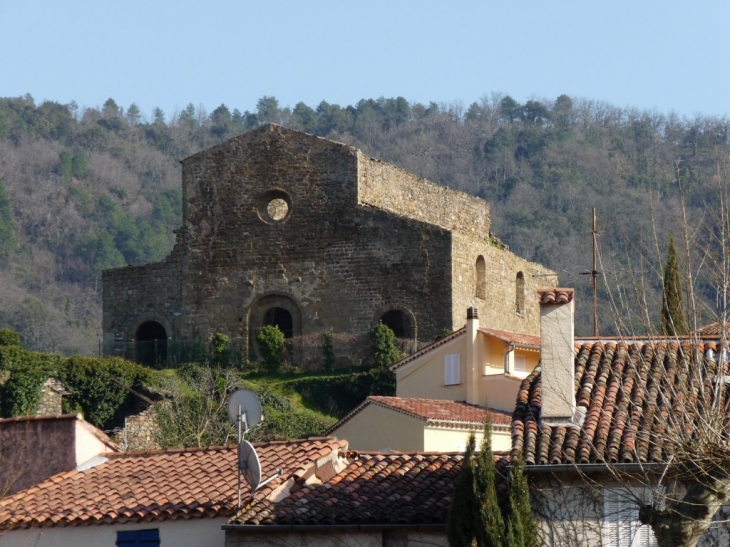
(475, 256, 487, 299)
(380, 310, 411, 338)
(516, 271, 525, 313)
(263, 307, 294, 338)
(135, 321, 167, 367)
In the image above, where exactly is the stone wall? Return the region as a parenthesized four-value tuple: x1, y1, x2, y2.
(451, 232, 556, 334)
(35, 378, 67, 416)
(357, 154, 490, 236)
(103, 124, 556, 362)
(110, 407, 160, 452)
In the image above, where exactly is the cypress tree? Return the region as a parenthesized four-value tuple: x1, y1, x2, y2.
(505, 456, 538, 547)
(447, 432, 478, 547)
(474, 418, 505, 547)
(661, 235, 688, 336)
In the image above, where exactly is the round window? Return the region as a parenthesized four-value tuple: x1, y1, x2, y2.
(257, 190, 292, 224)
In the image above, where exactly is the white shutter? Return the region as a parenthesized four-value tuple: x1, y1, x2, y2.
(603, 487, 658, 547)
(444, 354, 460, 385)
(515, 355, 526, 372)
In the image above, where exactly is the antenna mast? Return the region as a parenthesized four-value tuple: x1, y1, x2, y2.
(592, 208, 599, 337)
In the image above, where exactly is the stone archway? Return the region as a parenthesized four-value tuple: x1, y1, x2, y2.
(135, 321, 167, 367)
(248, 294, 302, 361)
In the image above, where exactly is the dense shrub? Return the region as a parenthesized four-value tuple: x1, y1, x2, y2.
(59, 356, 153, 429)
(0, 328, 20, 347)
(0, 345, 59, 416)
(257, 325, 286, 374)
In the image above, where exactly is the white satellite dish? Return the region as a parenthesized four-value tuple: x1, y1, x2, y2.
(227, 389, 263, 431)
(238, 440, 262, 491)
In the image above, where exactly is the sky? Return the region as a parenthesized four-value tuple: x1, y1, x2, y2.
(2, 0, 729, 121)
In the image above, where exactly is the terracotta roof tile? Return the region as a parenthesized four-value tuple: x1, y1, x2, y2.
(537, 288, 574, 304)
(231, 452, 462, 526)
(328, 396, 512, 435)
(511, 340, 726, 465)
(477, 328, 540, 349)
(0, 438, 347, 530)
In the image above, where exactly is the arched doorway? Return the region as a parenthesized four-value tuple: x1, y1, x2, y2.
(263, 307, 294, 338)
(135, 321, 167, 367)
(380, 310, 412, 339)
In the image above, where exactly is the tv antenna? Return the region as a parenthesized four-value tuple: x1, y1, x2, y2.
(580, 208, 601, 337)
(227, 389, 282, 508)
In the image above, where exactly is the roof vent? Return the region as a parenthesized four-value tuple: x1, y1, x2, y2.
(467, 307, 479, 320)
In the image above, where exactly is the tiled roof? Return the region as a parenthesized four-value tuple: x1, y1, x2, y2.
(695, 322, 729, 338)
(478, 327, 540, 349)
(0, 438, 347, 530)
(327, 396, 512, 436)
(389, 328, 466, 372)
(231, 452, 462, 526)
(511, 340, 724, 466)
(537, 288, 574, 304)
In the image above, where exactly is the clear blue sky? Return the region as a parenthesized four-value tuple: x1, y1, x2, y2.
(2, 0, 728, 121)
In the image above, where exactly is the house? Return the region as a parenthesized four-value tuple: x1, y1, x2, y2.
(101, 124, 555, 365)
(510, 288, 730, 546)
(326, 396, 512, 452)
(0, 437, 347, 547)
(224, 451, 463, 547)
(328, 307, 538, 452)
(0, 414, 118, 497)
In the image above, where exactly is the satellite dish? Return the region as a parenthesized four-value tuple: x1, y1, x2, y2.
(238, 440, 262, 491)
(227, 389, 263, 430)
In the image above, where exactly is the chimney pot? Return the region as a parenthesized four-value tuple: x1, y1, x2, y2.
(467, 307, 478, 320)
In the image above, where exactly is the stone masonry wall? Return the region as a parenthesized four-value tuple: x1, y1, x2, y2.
(177, 125, 453, 347)
(451, 232, 557, 334)
(357, 153, 490, 237)
(110, 407, 160, 452)
(103, 124, 556, 358)
(35, 378, 66, 416)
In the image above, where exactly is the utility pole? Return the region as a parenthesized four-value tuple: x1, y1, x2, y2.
(581, 208, 601, 337)
(591, 208, 599, 337)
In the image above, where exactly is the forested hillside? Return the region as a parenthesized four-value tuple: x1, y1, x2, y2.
(0, 93, 726, 354)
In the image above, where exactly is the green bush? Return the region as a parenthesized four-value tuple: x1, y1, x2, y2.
(0, 345, 59, 416)
(210, 332, 230, 366)
(0, 328, 21, 347)
(322, 331, 335, 372)
(370, 323, 403, 369)
(59, 356, 153, 429)
(284, 372, 383, 417)
(257, 325, 286, 374)
(246, 408, 335, 442)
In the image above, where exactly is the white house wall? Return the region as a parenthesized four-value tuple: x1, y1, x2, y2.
(0, 517, 229, 547)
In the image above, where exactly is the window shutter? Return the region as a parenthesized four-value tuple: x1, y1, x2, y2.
(117, 530, 160, 547)
(515, 355, 526, 372)
(444, 354, 460, 385)
(603, 488, 658, 547)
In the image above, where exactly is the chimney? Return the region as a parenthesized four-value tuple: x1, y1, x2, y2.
(466, 307, 480, 405)
(538, 288, 577, 425)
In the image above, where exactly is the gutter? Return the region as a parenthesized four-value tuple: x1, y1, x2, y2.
(222, 523, 445, 532)
(520, 463, 668, 474)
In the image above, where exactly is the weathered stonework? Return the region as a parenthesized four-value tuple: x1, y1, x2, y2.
(102, 124, 556, 359)
(109, 407, 160, 452)
(36, 378, 67, 416)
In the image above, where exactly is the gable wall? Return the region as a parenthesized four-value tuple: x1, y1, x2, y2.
(395, 337, 468, 401)
(329, 403, 424, 452)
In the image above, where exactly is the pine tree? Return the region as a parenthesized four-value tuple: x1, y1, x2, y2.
(661, 235, 688, 336)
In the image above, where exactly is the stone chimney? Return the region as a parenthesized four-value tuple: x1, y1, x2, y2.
(466, 307, 480, 405)
(538, 288, 577, 425)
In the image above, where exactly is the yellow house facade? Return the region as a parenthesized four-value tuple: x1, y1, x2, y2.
(392, 308, 540, 412)
(327, 396, 512, 453)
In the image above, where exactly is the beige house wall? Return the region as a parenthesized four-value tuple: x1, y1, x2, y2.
(423, 426, 511, 453)
(0, 517, 228, 547)
(329, 404, 424, 452)
(395, 336, 468, 401)
(481, 375, 524, 413)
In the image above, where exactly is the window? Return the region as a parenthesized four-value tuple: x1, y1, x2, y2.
(444, 354, 460, 385)
(603, 488, 657, 547)
(516, 271, 525, 313)
(475, 256, 487, 299)
(515, 355, 526, 373)
(117, 529, 160, 546)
